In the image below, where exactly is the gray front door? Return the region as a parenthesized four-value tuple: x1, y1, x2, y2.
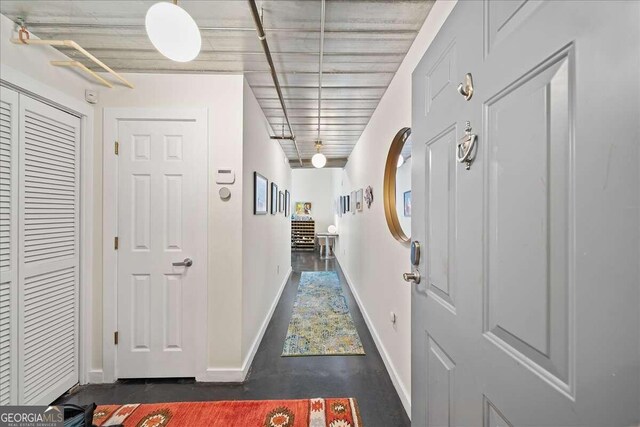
(410, 1, 640, 426)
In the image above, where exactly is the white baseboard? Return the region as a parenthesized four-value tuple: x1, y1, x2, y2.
(337, 257, 411, 419)
(86, 369, 104, 384)
(196, 368, 245, 383)
(240, 266, 292, 378)
(196, 266, 292, 383)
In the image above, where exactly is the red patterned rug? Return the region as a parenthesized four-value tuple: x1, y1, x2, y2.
(93, 398, 363, 427)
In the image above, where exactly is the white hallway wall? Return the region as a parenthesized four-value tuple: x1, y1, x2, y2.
(93, 73, 248, 378)
(242, 79, 292, 371)
(0, 13, 99, 385)
(97, 75, 293, 380)
(291, 168, 340, 233)
(332, 0, 457, 416)
(1, 14, 292, 382)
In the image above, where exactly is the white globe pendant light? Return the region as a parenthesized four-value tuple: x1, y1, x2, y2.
(145, 1, 201, 62)
(312, 152, 327, 168)
(312, 141, 327, 168)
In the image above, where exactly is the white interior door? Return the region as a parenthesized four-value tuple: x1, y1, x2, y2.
(411, 1, 640, 426)
(116, 116, 206, 378)
(18, 94, 81, 405)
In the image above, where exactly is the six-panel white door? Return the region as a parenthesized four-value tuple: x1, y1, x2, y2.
(411, 1, 640, 426)
(116, 117, 206, 378)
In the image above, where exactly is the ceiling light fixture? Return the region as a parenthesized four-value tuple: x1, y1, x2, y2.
(312, 141, 327, 168)
(145, 0, 201, 62)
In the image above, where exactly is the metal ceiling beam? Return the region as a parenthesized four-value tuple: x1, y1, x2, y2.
(257, 97, 381, 101)
(59, 47, 407, 58)
(248, 0, 302, 166)
(263, 107, 376, 111)
(251, 85, 388, 89)
(266, 115, 372, 119)
(21, 22, 419, 35)
(59, 66, 393, 75)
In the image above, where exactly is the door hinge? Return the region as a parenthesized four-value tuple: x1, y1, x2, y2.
(114, 331, 119, 345)
(114, 141, 119, 155)
(114, 236, 119, 250)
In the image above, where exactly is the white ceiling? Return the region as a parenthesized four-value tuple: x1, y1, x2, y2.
(0, 0, 434, 167)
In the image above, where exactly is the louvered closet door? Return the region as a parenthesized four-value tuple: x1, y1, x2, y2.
(18, 95, 80, 405)
(0, 87, 19, 405)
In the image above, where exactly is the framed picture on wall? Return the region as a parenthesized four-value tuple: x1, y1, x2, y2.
(351, 191, 356, 214)
(285, 190, 290, 217)
(295, 202, 312, 215)
(356, 188, 363, 212)
(338, 196, 343, 217)
(270, 182, 278, 215)
(279, 191, 284, 212)
(404, 190, 412, 217)
(345, 195, 350, 213)
(254, 172, 268, 215)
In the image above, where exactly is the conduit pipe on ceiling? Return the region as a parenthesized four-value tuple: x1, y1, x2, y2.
(311, 0, 327, 169)
(248, 0, 303, 166)
(316, 0, 325, 143)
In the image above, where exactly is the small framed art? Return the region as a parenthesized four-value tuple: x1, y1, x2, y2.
(351, 191, 356, 214)
(270, 182, 278, 215)
(356, 189, 363, 212)
(254, 172, 268, 215)
(285, 190, 290, 217)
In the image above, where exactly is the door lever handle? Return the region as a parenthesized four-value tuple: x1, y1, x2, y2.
(403, 270, 421, 284)
(172, 258, 193, 267)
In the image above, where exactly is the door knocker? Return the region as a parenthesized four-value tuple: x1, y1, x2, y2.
(457, 121, 477, 170)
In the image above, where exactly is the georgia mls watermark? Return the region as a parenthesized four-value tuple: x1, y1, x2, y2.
(0, 406, 63, 427)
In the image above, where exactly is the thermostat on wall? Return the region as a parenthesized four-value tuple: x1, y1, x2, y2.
(216, 169, 235, 184)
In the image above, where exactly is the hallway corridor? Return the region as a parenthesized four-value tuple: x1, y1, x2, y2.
(56, 252, 410, 426)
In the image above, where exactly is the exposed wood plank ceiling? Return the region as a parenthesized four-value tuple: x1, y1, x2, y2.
(0, 0, 434, 167)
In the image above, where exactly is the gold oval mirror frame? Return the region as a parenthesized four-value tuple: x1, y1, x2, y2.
(383, 127, 411, 243)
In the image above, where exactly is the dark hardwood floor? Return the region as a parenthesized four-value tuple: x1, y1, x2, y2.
(56, 251, 410, 426)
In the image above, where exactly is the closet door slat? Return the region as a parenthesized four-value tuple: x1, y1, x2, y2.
(0, 87, 19, 406)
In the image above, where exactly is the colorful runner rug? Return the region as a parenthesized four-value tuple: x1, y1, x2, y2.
(283, 271, 365, 356)
(93, 398, 363, 427)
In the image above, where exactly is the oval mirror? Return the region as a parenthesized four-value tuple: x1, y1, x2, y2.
(384, 127, 412, 243)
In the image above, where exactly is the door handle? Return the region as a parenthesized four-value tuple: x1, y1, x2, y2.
(403, 270, 421, 284)
(172, 258, 193, 267)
